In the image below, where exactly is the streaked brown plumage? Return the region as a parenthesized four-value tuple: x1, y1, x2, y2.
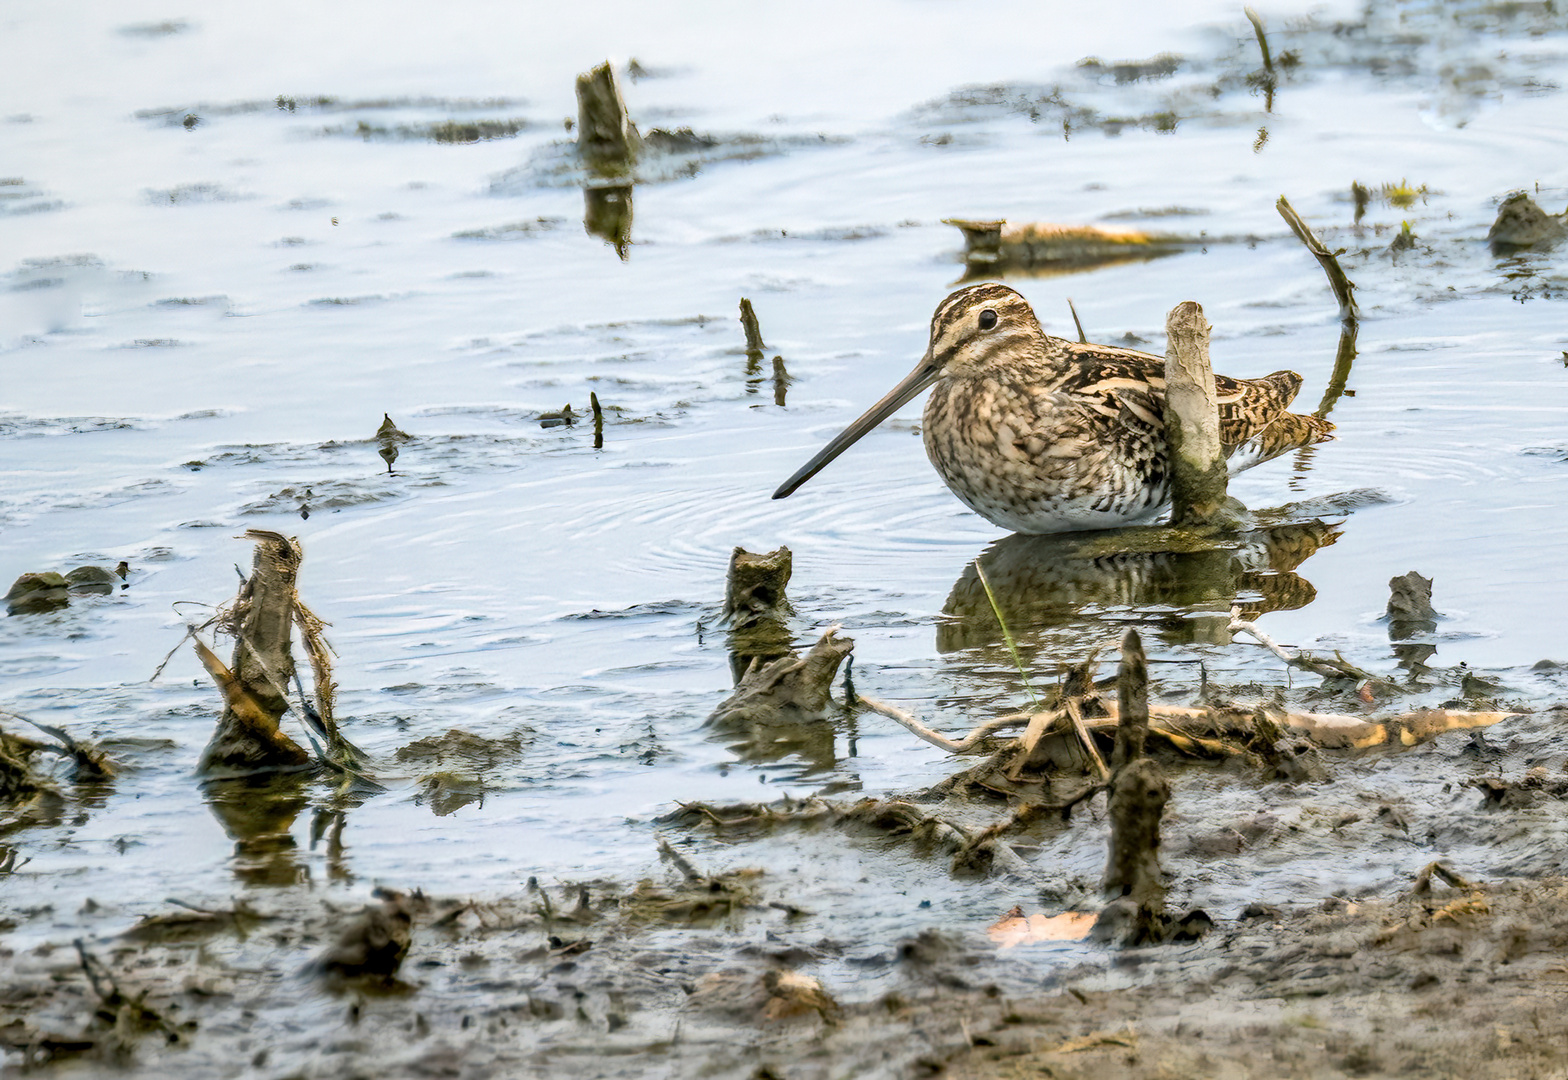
(774, 283, 1333, 534)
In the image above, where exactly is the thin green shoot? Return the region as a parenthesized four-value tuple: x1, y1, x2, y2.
(974, 559, 1037, 708)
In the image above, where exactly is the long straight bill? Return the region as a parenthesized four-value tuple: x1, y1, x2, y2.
(772, 353, 940, 499)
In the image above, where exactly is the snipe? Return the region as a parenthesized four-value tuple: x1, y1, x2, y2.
(773, 283, 1332, 534)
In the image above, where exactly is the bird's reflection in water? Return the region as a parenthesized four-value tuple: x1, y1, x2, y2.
(939, 519, 1341, 654)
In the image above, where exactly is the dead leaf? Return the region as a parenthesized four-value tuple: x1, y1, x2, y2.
(987, 910, 1096, 948)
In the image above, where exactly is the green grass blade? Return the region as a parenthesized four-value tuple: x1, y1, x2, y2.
(974, 559, 1037, 708)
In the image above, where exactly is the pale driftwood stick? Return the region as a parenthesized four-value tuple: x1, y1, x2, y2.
(1227, 606, 1397, 688)
(1164, 301, 1229, 526)
(857, 696, 1033, 753)
(944, 218, 1006, 266)
(1277, 195, 1359, 323)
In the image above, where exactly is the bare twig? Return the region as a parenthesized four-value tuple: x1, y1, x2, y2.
(1228, 606, 1397, 688)
(1277, 195, 1359, 323)
(1066, 297, 1088, 343)
(74, 939, 183, 1042)
(856, 696, 1032, 753)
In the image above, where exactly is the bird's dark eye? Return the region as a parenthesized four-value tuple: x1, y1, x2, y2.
(978, 309, 998, 330)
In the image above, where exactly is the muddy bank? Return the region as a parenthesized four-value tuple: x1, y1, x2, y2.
(6, 868, 1568, 1078)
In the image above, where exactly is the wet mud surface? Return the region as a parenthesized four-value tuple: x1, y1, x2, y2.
(6, 0, 1568, 1075)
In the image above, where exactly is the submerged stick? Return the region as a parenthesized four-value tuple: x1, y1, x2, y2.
(1163, 301, 1229, 527)
(1277, 195, 1359, 323)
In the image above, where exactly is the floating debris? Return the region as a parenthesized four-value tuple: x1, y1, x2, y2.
(987, 907, 1096, 947)
(538, 404, 576, 428)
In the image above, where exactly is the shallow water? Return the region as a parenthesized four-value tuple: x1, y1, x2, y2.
(3, 0, 1568, 1015)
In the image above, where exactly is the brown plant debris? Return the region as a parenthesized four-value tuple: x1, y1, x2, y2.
(310, 889, 414, 985)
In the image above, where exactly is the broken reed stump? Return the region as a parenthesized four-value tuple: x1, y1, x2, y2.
(722, 545, 795, 684)
(1487, 191, 1567, 251)
(575, 61, 640, 171)
(738, 298, 766, 354)
(772, 355, 790, 407)
(575, 62, 638, 258)
(1163, 301, 1230, 528)
(723, 546, 793, 629)
(199, 532, 312, 774)
(1277, 195, 1358, 323)
(590, 391, 605, 450)
(1388, 570, 1438, 672)
(1101, 629, 1167, 922)
(195, 530, 359, 778)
